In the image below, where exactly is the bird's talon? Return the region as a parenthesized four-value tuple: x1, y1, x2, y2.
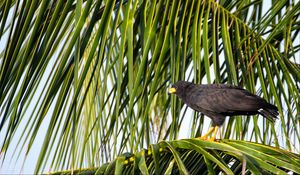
(198, 136, 208, 140)
(208, 137, 217, 142)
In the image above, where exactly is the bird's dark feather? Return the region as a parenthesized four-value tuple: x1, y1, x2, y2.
(171, 81, 278, 126)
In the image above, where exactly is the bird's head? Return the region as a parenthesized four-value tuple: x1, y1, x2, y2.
(168, 81, 193, 98)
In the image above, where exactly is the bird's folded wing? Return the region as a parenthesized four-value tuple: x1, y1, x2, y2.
(190, 88, 262, 113)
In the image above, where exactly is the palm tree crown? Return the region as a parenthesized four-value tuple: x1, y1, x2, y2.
(0, 0, 299, 173)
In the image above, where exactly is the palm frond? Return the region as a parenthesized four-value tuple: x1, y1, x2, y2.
(49, 139, 300, 174)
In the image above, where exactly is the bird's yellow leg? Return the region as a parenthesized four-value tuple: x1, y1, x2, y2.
(198, 127, 215, 140)
(209, 126, 219, 141)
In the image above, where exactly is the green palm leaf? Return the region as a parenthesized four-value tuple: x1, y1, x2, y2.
(50, 140, 300, 174)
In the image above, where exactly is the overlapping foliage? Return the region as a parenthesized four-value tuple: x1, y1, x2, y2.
(51, 140, 300, 174)
(0, 0, 299, 173)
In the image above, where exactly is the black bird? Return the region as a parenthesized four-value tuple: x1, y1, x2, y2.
(168, 81, 278, 141)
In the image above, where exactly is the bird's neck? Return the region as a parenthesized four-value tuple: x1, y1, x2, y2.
(177, 91, 187, 100)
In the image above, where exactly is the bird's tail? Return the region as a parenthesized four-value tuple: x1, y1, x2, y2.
(258, 103, 279, 122)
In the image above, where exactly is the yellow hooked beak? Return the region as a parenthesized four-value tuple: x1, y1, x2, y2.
(168, 87, 176, 94)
